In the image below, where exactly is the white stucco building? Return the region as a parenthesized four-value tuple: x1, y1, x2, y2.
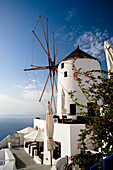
(33, 118, 85, 166)
(57, 46, 101, 119)
(32, 46, 101, 166)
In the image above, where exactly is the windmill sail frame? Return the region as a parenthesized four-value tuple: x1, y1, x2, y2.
(24, 15, 58, 113)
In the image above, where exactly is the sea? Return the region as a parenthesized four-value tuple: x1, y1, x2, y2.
(0, 114, 46, 142)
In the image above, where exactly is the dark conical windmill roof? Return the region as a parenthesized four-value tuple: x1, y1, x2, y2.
(62, 46, 100, 64)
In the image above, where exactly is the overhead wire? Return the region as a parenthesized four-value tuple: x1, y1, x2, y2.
(24, 16, 47, 113)
(33, 17, 40, 32)
(32, 71, 46, 111)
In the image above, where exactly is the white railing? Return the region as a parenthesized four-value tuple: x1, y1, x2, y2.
(0, 159, 15, 166)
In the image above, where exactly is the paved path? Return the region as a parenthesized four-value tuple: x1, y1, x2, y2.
(10, 148, 51, 170)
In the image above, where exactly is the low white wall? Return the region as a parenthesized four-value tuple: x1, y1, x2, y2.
(0, 149, 16, 170)
(0, 135, 11, 148)
(0, 150, 5, 164)
(0, 134, 20, 149)
(53, 123, 85, 157)
(34, 119, 45, 129)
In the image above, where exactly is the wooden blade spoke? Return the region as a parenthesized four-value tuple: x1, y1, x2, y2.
(55, 49, 58, 58)
(32, 30, 48, 56)
(47, 19, 49, 51)
(54, 75, 58, 92)
(39, 72, 50, 102)
(24, 68, 41, 71)
(25, 17, 58, 113)
(31, 65, 49, 69)
(50, 75, 56, 113)
(33, 17, 54, 69)
(33, 29, 55, 68)
(24, 67, 49, 71)
(55, 69, 58, 75)
(50, 75, 54, 105)
(46, 18, 51, 68)
(53, 32, 55, 64)
(39, 15, 48, 47)
(39, 16, 50, 64)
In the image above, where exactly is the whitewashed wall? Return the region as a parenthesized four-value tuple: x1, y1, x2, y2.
(53, 123, 85, 159)
(0, 149, 16, 170)
(57, 58, 101, 118)
(34, 119, 85, 165)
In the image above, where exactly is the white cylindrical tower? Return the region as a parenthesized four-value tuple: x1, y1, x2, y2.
(57, 46, 101, 119)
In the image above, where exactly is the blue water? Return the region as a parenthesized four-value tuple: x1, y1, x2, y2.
(0, 114, 46, 142)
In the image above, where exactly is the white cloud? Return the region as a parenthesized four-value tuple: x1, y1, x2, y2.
(74, 29, 112, 61)
(13, 71, 56, 103)
(31, 79, 37, 83)
(110, 37, 113, 44)
(55, 26, 66, 39)
(0, 74, 56, 114)
(13, 84, 23, 88)
(64, 9, 76, 22)
(24, 84, 35, 89)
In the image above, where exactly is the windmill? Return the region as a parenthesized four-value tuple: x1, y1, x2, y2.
(24, 15, 58, 113)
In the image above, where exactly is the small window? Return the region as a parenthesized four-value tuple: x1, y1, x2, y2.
(61, 63, 64, 69)
(53, 142, 61, 159)
(87, 103, 95, 116)
(64, 71, 67, 77)
(70, 104, 76, 115)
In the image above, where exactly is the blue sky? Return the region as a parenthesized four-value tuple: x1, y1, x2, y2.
(0, 0, 113, 115)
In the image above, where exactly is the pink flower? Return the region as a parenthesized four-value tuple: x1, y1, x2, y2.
(68, 156, 73, 160)
(86, 80, 90, 83)
(72, 68, 74, 70)
(77, 145, 80, 149)
(86, 73, 89, 75)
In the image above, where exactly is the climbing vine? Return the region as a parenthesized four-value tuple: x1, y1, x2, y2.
(68, 60, 113, 169)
